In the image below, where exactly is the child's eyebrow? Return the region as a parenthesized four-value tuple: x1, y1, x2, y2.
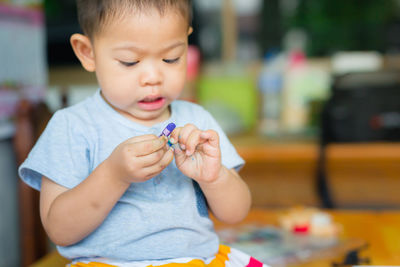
(161, 42, 186, 52)
(113, 42, 186, 53)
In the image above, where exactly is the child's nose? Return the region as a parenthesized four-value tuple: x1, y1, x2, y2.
(139, 64, 162, 86)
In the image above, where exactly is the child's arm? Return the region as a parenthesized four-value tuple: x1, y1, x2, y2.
(170, 125, 251, 224)
(40, 134, 173, 246)
(197, 166, 251, 224)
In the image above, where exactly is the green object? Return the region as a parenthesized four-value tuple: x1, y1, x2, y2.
(44, 0, 60, 18)
(284, 0, 398, 56)
(197, 75, 258, 134)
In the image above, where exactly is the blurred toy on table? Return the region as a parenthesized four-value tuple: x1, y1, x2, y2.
(216, 207, 346, 265)
(279, 206, 342, 238)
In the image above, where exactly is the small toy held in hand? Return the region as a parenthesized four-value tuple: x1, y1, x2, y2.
(159, 123, 176, 138)
(159, 123, 176, 147)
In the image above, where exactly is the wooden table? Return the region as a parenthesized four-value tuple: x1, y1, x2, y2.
(213, 209, 400, 266)
(33, 208, 400, 267)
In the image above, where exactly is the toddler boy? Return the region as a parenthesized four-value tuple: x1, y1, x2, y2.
(19, 1, 266, 266)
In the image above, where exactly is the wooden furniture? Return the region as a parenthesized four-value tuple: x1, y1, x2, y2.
(30, 208, 400, 267)
(325, 143, 400, 208)
(213, 208, 400, 266)
(14, 100, 53, 267)
(231, 134, 400, 209)
(233, 138, 320, 207)
(221, 0, 237, 62)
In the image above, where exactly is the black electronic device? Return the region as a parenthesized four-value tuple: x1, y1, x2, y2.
(322, 71, 400, 143)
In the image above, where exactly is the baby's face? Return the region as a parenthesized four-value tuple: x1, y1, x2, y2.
(92, 9, 190, 125)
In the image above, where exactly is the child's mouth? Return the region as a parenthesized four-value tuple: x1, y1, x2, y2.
(138, 97, 166, 111)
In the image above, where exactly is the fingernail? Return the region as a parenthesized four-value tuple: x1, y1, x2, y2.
(186, 150, 191, 156)
(180, 144, 186, 150)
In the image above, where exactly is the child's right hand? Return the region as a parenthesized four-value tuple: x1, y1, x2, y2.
(106, 134, 173, 184)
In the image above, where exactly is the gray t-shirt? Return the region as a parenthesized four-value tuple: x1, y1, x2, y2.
(19, 90, 244, 261)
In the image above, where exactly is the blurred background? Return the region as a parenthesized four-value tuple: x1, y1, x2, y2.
(1, 0, 400, 266)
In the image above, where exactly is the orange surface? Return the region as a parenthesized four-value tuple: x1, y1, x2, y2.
(213, 209, 400, 266)
(34, 209, 400, 267)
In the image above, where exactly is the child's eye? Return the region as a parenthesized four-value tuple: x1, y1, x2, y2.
(163, 58, 180, 64)
(120, 61, 139, 67)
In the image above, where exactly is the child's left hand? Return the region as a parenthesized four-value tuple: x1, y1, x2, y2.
(170, 124, 221, 184)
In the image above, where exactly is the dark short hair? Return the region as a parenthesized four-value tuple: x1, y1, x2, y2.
(76, 0, 192, 38)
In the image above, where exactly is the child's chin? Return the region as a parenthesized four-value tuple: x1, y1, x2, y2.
(140, 109, 168, 121)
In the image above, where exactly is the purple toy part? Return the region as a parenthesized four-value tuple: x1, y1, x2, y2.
(159, 122, 176, 137)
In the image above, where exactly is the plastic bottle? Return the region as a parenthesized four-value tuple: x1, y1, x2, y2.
(281, 50, 308, 134)
(258, 52, 285, 136)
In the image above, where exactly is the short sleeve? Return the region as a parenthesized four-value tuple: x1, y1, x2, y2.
(18, 110, 92, 191)
(201, 109, 245, 172)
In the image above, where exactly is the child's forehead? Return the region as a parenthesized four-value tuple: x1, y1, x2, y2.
(91, 8, 189, 46)
(94, 6, 189, 38)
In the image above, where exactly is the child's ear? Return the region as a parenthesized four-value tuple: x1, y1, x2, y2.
(188, 27, 193, 36)
(70, 33, 96, 72)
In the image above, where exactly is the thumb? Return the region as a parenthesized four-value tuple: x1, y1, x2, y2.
(171, 142, 184, 156)
(170, 142, 186, 163)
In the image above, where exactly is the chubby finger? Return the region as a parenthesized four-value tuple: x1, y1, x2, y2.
(167, 134, 185, 156)
(137, 145, 170, 167)
(130, 135, 168, 157)
(170, 126, 189, 151)
(125, 134, 158, 144)
(141, 147, 174, 178)
(185, 129, 203, 156)
(170, 127, 182, 146)
(200, 130, 220, 147)
(176, 124, 197, 148)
